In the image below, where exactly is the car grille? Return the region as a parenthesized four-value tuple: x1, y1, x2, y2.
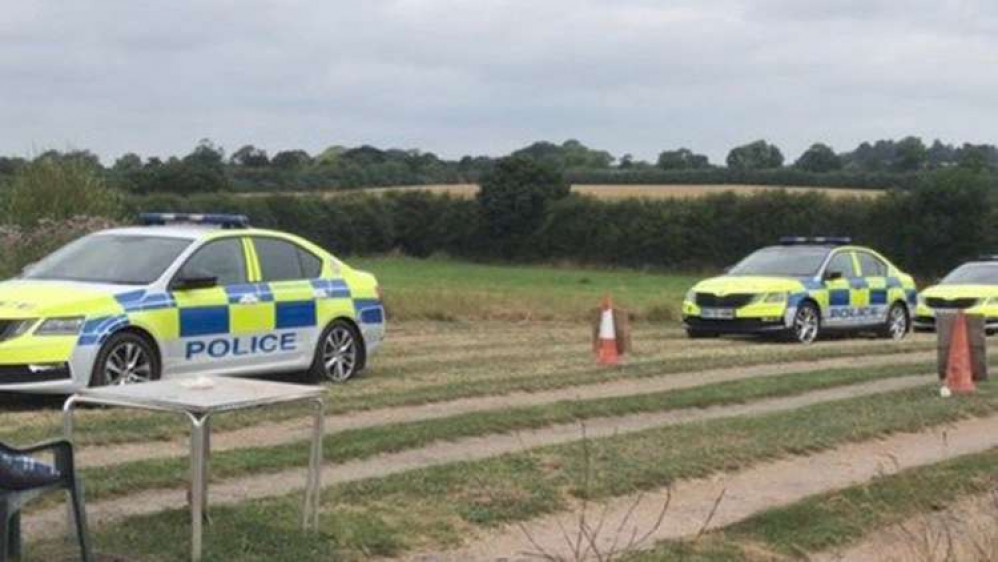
(925, 297, 979, 309)
(695, 293, 755, 308)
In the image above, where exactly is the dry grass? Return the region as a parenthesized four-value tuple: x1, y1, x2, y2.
(240, 183, 883, 201)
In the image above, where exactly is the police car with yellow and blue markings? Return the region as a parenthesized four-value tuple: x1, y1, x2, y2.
(682, 237, 917, 343)
(0, 213, 384, 392)
(915, 257, 998, 334)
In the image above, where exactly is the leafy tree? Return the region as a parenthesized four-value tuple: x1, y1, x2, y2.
(271, 150, 313, 170)
(657, 148, 710, 170)
(512, 140, 613, 170)
(726, 140, 784, 170)
(794, 143, 842, 173)
(477, 155, 569, 259)
(113, 153, 143, 173)
(893, 136, 927, 172)
(231, 145, 270, 167)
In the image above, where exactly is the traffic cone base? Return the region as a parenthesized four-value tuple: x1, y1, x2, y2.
(945, 312, 976, 394)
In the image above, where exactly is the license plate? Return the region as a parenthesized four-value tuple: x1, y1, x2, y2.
(701, 308, 735, 320)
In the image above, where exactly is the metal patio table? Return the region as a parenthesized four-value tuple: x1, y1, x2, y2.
(62, 377, 325, 562)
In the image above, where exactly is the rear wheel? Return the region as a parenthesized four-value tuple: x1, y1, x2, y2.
(308, 320, 364, 383)
(90, 332, 161, 387)
(881, 303, 910, 341)
(789, 302, 821, 344)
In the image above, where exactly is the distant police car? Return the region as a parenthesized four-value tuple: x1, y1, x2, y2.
(0, 213, 385, 393)
(682, 237, 917, 343)
(915, 257, 998, 334)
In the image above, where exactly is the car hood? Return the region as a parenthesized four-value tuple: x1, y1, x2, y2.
(692, 276, 807, 295)
(0, 279, 136, 319)
(921, 284, 998, 300)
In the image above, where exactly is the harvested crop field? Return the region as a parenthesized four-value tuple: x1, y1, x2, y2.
(242, 183, 883, 201)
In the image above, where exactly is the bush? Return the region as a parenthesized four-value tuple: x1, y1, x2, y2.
(3, 158, 123, 227)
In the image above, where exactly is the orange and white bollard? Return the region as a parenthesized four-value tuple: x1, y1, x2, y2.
(596, 294, 619, 365)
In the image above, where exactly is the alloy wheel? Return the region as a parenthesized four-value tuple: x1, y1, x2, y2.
(103, 341, 154, 385)
(322, 325, 358, 382)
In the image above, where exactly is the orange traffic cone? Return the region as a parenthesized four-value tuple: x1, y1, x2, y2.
(946, 312, 976, 394)
(596, 294, 619, 366)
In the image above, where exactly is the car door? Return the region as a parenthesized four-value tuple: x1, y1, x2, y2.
(166, 236, 254, 376)
(821, 251, 859, 328)
(856, 251, 890, 325)
(249, 236, 326, 369)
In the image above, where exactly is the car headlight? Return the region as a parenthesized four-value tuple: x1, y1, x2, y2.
(0, 319, 38, 341)
(35, 316, 85, 336)
(754, 292, 788, 304)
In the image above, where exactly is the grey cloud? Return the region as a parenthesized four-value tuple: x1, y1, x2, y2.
(0, 0, 995, 164)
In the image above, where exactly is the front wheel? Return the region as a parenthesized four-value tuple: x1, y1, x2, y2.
(308, 320, 364, 383)
(881, 303, 910, 341)
(789, 303, 821, 344)
(90, 332, 161, 387)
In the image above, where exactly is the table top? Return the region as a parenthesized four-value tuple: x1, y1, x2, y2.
(72, 377, 324, 414)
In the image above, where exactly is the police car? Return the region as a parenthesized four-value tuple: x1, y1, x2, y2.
(682, 237, 917, 343)
(0, 213, 385, 393)
(915, 257, 998, 334)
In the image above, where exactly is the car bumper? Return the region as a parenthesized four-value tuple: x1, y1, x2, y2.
(683, 316, 789, 334)
(0, 363, 78, 393)
(914, 315, 998, 333)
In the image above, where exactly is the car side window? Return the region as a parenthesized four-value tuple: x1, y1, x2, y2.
(825, 252, 857, 279)
(254, 237, 323, 282)
(179, 238, 247, 286)
(857, 252, 887, 277)
(298, 248, 322, 278)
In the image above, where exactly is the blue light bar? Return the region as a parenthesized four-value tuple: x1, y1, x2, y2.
(779, 236, 852, 246)
(139, 213, 249, 229)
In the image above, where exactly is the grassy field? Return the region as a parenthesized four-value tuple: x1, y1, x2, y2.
(350, 256, 699, 321)
(245, 183, 883, 201)
(10, 258, 985, 562)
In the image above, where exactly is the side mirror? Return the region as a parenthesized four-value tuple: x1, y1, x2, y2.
(172, 275, 218, 291)
(824, 271, 843, 282)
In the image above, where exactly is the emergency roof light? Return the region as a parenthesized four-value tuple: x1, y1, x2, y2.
(139, 213, 250, 229)
(779, 236, 852, 246)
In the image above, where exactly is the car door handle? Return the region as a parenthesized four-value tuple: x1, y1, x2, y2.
(239, 294, 260, 305)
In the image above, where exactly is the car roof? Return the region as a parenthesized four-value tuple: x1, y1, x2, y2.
(98, 225, 285, 241)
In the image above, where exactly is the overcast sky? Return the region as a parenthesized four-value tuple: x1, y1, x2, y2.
(2, 0, 997, 164)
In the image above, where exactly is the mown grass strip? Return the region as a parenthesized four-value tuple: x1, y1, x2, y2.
(630, 447, 998, 561)
(4, 340, 932, 449)
(65, 361, 934, 504)
(37, 381, 998, 562)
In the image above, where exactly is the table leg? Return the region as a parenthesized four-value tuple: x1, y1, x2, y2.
(303, 398, 324, 531)
(188, 414, 209, 562)
(202, 416, 211, 525)
(61, 396, 78, 544)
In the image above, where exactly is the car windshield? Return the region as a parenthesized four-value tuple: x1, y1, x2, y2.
(941, 263, 998, 285)
(23, 234, 192, 285)
(728, 246, 831, 277)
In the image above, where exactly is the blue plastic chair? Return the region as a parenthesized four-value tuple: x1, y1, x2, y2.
(0, 440, 92, 561)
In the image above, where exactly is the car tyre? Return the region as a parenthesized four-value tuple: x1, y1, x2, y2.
(90, 331, 161, 387)
(308, 320, 364, 384)
(880, 303, 910, 341)
(788, 302, 821, 344)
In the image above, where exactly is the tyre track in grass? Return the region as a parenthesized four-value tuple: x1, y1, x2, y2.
(399, 412, 998, 562)
(74, 350, 935, 469)
(25, 374, 929, 538)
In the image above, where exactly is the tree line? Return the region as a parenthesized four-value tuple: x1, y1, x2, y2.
(2, 136, 997, 196)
